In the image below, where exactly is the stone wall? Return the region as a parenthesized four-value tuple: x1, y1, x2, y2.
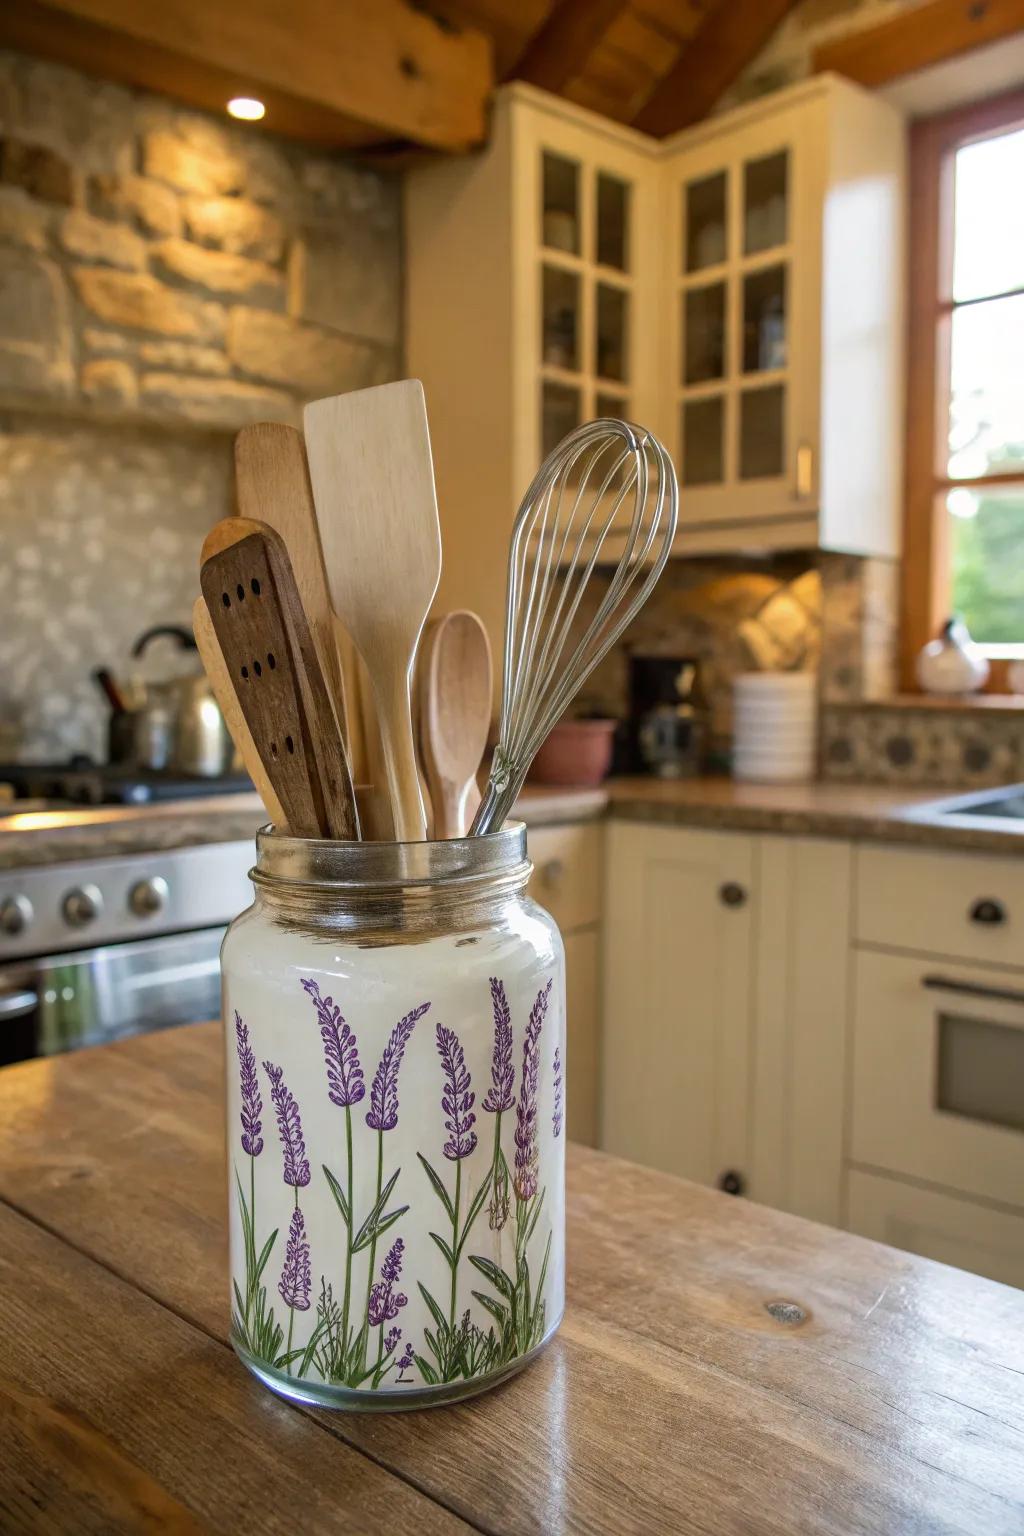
(0, 50, 401, 760)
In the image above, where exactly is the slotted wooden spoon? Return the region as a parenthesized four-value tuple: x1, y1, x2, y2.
(304, 380, 441, 842)
(417, 610, 492, 839)
(192, 596, 288, 830)
(200, 527, 358, 840)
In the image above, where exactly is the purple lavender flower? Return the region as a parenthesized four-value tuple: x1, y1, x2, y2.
(384, 1325, 401, 1356)
(301, 977, 364, 1108)
(436, 1023, 478, 1161)
(396, 1340, 416, 1380)
(366, 1001, 430, 1132)
(368, 1237, 408, 1327)
(514, 979, 552, 1201)
(482, 977, 515, 1114)
(552, 1046, 563, 1138)
(278, 1205, 311, 1311)
(234, 1012, 263, 1157)
(263, 1060, 311, 1188)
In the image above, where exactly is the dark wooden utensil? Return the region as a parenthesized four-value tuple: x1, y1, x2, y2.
(200, 526, 359, 840)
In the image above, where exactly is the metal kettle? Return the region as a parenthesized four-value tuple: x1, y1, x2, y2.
(131, 625, 233, 777)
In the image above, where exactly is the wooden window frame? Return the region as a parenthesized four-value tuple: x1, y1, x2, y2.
(901, 86, 1024, 693)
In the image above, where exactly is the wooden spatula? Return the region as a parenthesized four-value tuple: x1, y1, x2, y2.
(232, 424, 368, 785)
(304, 380, 441, 842)
(417, 610, 492, 839)
(200, 527, 358, 840)
(192, 597, 288, 830)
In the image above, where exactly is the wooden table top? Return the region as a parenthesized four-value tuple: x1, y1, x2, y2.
(2, 1022, 1023, 1534)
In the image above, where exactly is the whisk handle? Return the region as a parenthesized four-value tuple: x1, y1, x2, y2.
(469, 777, 506, 837)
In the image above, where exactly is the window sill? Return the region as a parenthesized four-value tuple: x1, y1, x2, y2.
(828, 694, 1024, 715)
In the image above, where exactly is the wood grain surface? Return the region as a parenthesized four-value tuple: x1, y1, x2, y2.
(1, 1023, 1023, 1535)
(201, 529, 358, 839)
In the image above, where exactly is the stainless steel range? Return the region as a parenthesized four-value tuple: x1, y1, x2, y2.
(0, 770, 259, 1065)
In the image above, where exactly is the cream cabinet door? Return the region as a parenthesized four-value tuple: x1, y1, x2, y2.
(563, 926, 599, 1147)
(602, 820, 755, 1187)
(847, 1169, 1024, 1290)
(663, 93, 824, 531)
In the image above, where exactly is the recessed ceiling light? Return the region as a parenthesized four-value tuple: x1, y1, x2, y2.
(227, 97, 265, 122)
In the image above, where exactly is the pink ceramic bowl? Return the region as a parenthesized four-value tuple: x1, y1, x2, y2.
(528, 719, 616, 787)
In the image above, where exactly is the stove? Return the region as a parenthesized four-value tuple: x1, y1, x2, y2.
(0, 762, 257, 1066)
(0, 760, 255, 808)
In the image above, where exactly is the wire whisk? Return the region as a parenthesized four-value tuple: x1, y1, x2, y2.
(472, 418, 678, 835)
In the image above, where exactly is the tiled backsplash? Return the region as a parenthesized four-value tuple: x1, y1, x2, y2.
(822, 702, 1024, 788)
(0, 49, 400, 761)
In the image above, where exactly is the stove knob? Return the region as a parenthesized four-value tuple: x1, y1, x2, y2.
(62, 883, 103, 928)
(0, 894, 33, 936)
(129, 876, 169, 918)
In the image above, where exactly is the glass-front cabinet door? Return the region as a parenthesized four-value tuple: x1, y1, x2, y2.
(667, 104, 819, 530)
(515, 106, 659, 490)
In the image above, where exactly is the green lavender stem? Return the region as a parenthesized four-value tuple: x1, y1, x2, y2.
(362, 1129, 384, 1369)
(340, 1105, 354, 1348)
(285, 1187, 298, 1373)
(449, 1158, 462, 1331)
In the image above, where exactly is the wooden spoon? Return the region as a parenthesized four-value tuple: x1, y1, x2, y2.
(200, 527, 358, 840)
(192, 597, 288, 830)
(417, 610, 492, 839)
(304, 380, 441, 842)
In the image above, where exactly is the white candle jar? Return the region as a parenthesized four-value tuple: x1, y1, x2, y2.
(221, 823, 565, 1410)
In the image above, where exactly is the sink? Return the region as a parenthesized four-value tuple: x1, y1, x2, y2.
(903, 783, 1024, 831)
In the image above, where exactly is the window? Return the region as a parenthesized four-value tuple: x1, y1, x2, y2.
(902, 90, 1024, 689)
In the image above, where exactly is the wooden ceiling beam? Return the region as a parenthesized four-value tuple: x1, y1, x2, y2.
(0, 0, 493, 151)
(631, 0, 802, 137)
(507, 0, 632, 91)
(812, 0, 1024, 87)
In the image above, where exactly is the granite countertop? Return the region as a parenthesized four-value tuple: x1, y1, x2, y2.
(606, 776, 1024, 854)
(0, 785, 608, 871)
(2, 774, 1020, 871)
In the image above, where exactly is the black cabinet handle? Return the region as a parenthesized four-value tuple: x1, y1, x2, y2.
(719, 882, 747, 908)
(970, 897, 1006, 926)
(922, 974, 1024, 1007)
(717, 1169, 745, 1196)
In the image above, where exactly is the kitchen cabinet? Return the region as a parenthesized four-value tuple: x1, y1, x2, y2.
(528, 820, 602, 1146)
(601, 820, 851, 1216)
(663, 78, 904, 550)
(847, 1169, 1024, 1291)
(601, 821, 755, 1187)
(406, 75, 905, 668)
(406, 86, 660, 671)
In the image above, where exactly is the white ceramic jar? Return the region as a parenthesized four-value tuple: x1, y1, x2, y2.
(221, 823, 565, 1411)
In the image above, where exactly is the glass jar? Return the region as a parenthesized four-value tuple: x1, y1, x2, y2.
(221, 822, 565, 1411)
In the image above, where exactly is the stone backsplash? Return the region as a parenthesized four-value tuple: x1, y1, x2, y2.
(0, 50, 400, 760)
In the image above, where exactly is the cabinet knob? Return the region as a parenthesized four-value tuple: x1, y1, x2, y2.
(540, 858, 565, 889)
(717, 1169, 745, 1197)
(970, 897, 1006, 926)
(719, 881, 747, 908)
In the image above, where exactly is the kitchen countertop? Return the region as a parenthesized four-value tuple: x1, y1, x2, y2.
(607, 776, 1024, 854)
(2, 772, 1020, 871)
(2, 1020, 1022, 1534)
(0, 785, 607, 871)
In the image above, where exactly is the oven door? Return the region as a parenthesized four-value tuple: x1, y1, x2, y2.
(0, 926, 226, 1065)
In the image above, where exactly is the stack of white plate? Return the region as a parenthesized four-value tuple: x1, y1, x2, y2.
(732, 672, 817, 783)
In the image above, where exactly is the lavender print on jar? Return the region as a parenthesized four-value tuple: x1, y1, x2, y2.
(221, 817, 566, 1409)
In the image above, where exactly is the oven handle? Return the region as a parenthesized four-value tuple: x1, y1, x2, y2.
(922, 974, 1024, 1007)
(0, 988, 38, 1020)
